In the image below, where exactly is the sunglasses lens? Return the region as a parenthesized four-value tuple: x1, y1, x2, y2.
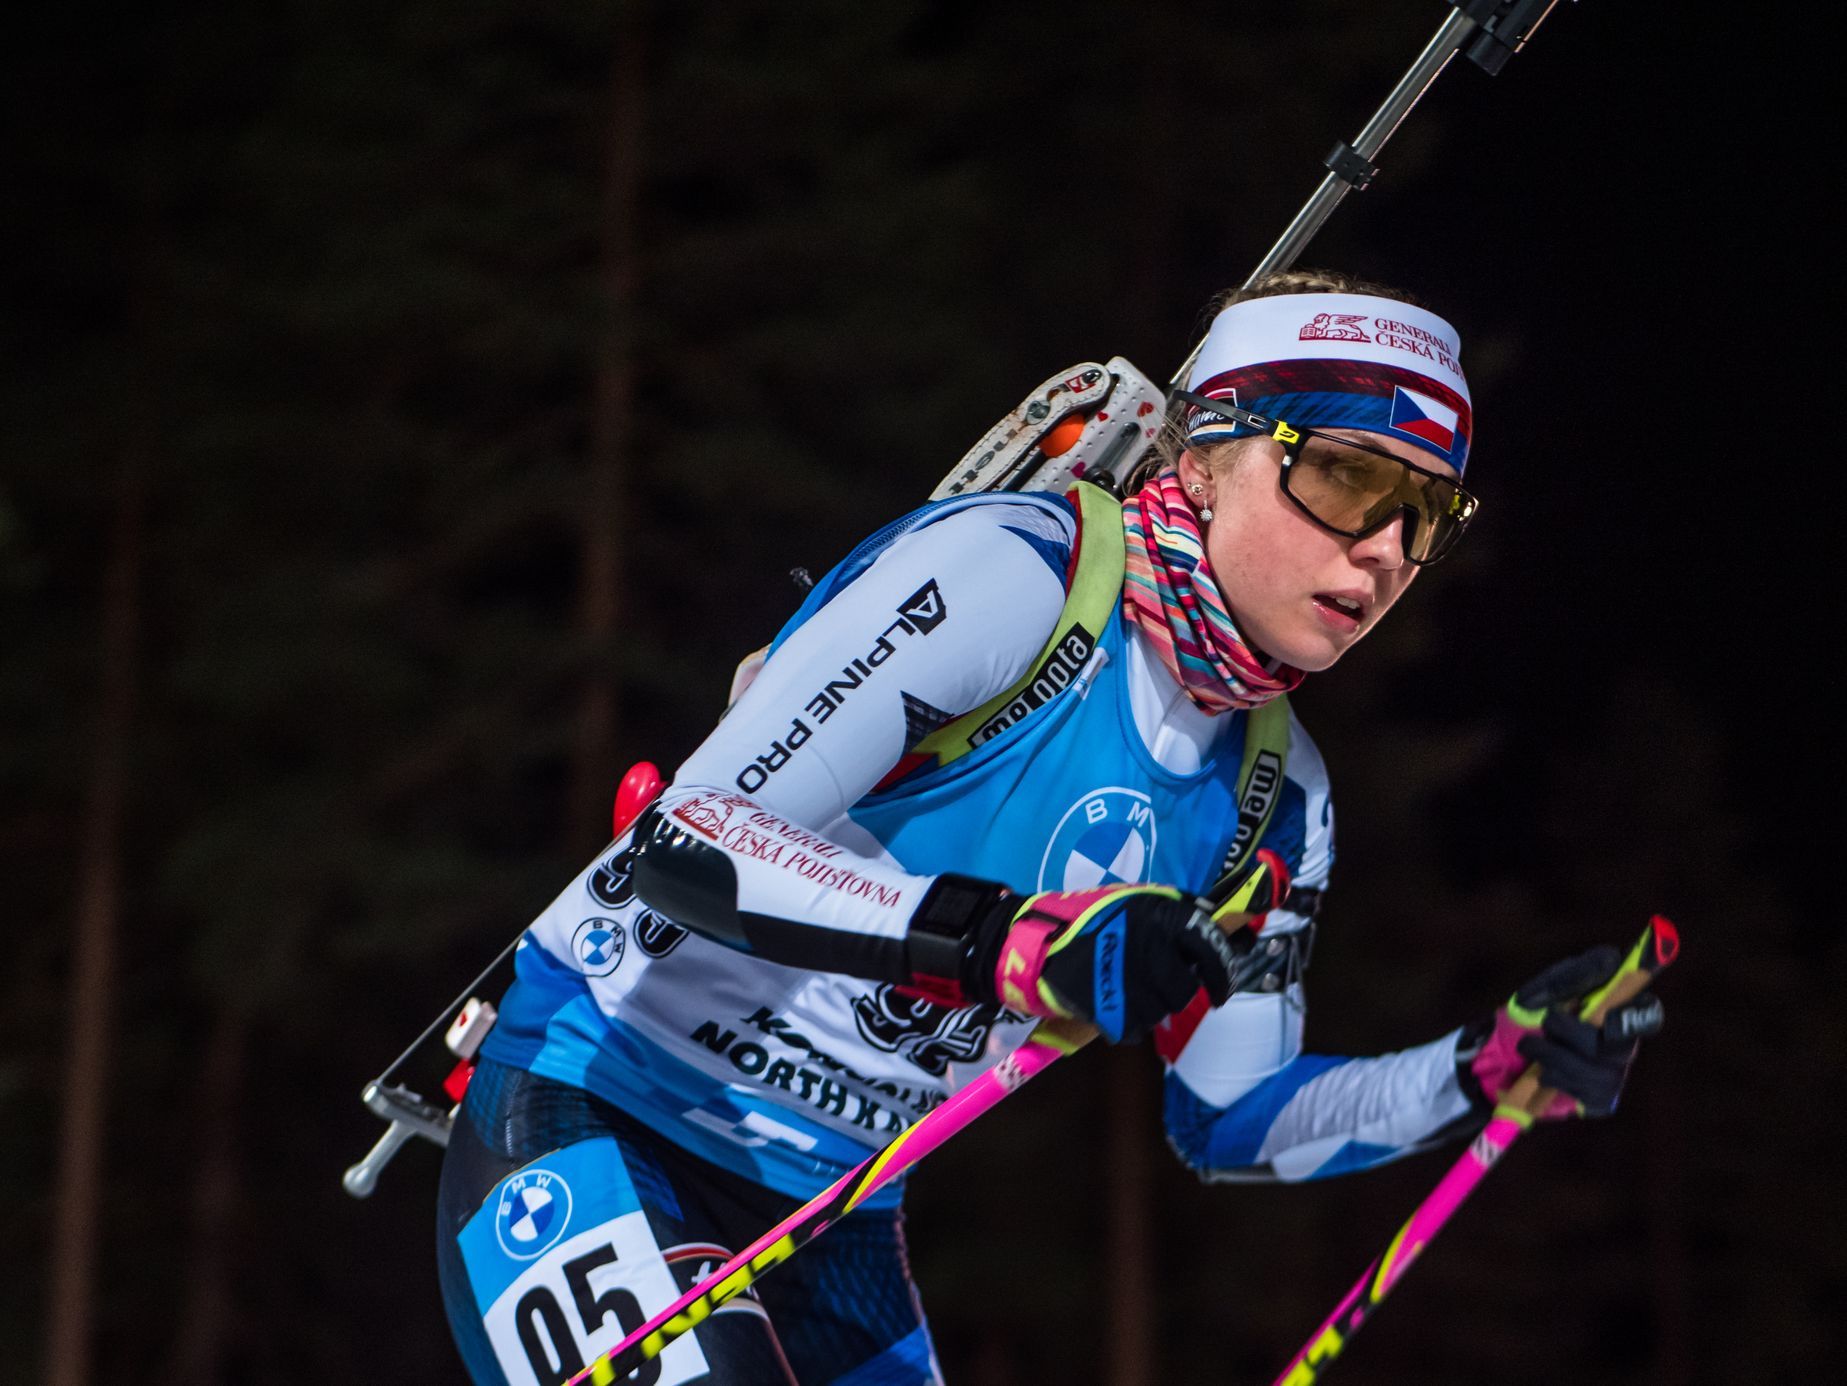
(1286, 438, 1470, 563)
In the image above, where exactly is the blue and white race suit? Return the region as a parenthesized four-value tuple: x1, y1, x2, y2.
(438, 492, 1475, 1385)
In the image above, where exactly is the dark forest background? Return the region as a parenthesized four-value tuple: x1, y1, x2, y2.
(4, 2, 1838, 1383)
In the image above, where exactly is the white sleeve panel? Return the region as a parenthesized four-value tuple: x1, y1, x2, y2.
(1169, 986, 1307, 1108)
(652, 786, 931, 944)
(1259, 1030, 1473, 1179)
(651, 502, 1073, 948)
(675, 502, 1073, 828)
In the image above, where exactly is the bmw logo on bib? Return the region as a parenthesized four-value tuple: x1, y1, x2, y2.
(572, 916, 626, 976)
(494, 1168, 573, 1260)
(1039, 788, 1158, 891)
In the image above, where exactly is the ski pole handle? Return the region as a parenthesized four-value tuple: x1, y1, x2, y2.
(1496, 913, 1680, 1124)
(1019, 876, 1293, 1055)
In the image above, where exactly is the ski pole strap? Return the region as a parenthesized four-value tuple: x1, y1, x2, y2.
(1494, 914, 1680, 1127)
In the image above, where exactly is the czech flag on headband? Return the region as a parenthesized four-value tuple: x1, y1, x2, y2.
(1389, 386, 1459, 458)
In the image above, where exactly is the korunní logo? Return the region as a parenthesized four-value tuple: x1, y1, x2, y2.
(1299, 312, 1372, 342)
(494, 1167, 573, 1260)
(672, 789, 743, 840)
(572, 916, 626, 976)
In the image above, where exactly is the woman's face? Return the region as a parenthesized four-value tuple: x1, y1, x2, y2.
(1179, 431, 1454, 672)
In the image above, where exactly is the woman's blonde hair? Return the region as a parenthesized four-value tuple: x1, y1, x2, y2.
(1128, 268, 1426, 492)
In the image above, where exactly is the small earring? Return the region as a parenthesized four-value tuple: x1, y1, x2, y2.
(1199, 506, 1214, 522)
(1189, 483, 1204, 495)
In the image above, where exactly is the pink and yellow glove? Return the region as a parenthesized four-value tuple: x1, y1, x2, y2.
(902, 852, 1290, 1045)
(1458, 946, 1666, 1119)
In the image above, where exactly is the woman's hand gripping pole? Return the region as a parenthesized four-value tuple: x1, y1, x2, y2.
(1269, 915, 1681, 1386)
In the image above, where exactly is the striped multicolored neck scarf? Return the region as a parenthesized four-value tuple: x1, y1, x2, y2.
(1120, 467, 1303, 714)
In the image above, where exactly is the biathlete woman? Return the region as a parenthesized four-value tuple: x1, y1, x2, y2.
(434, 271, 1663, 1385)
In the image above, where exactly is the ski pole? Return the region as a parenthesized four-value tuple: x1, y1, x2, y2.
(565, 1020, 1089, 1385)
(1268, 914, 1681, 1386)
(565, 876, 1289, 1386)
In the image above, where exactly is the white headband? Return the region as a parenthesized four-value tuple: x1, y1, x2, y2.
(1185, 292, 1474, 472)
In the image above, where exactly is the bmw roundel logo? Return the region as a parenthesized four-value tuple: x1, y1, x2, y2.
(572, 917, 626, 976)
(1038, 787, 1158, 892)
(494, 1168, 573, 1260)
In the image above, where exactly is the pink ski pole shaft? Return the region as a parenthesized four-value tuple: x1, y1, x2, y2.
(570, 872, 1285, 1385)
(566, 863, 1286, 1384)
(565, 1021, 1092, 1385)
(1269, 914, 1680, 1386)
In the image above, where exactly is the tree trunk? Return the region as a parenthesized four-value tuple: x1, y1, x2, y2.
(569, 4, 648, 844)
(45, 455, 145, 1386)
(159, 1006, 254, 1386)
(1105, 1045, 1156, 1386)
